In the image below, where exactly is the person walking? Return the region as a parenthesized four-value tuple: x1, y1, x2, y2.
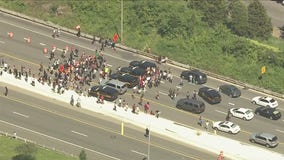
(205, 120, 209, 131)
(198, 116, 203, 127)
(4, 86, 8, 96)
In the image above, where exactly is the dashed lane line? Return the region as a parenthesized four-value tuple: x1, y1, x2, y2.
(215, 110, 227, 115)
(276, 129, 284, 134)
(131, 150, 147, 157)
(39, 43, 46, 46)
(13, 111, 29, 118)
(71, 130, 88, 137)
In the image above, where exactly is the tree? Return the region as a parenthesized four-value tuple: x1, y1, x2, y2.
(247, 0, 272, 40)
(187, 0, 228, 27)
(12, 154, 35, 160)
(79, 149, 87, 160)
(229, 0, 248, 37)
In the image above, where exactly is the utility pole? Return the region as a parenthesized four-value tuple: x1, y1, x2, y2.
(120, 0, 123, 43)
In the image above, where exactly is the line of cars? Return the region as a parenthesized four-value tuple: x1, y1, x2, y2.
(88, 60, 157, 101)
(178, 69, 282, 147)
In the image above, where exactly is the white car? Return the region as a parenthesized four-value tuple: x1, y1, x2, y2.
(212, 121, 240, 134)
(251, 96, 278, 108)
(230, 108, 254, 121)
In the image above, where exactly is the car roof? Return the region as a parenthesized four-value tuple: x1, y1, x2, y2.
(222, 121, 234, 125)
(106, 79, 126, 86)
(262, 96, 274, 101)
(235, 108, 249, 112)
(257, 133, 277, 139)
(178, 98, 204, 104)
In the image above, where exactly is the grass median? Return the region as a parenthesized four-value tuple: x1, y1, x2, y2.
(0, 136, 77, 160)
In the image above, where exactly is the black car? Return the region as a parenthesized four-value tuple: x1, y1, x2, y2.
(88, 85, 119, 101)
(110, 73, 139, 88)
(129, 60, 156, 69)
(219, 84, 241, 98)
(198, 87, 221, 104)
(119, 66, 146, 77)
(176, 98, 205, 114)
(180, 69, 207, 84)
(255, 106, 281, 120)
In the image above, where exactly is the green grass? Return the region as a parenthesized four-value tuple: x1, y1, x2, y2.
(0, 136, 77, 160)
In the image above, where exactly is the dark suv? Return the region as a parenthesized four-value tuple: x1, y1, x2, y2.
(198, 87, 221, 104)
(255, 106, 281, 120)
(176, 98, 205, 114)
(180, 69, 207, 84)
(88, 85, 119, 101)
(110, 72, 139, 88)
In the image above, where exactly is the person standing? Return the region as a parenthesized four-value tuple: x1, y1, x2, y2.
(4, 86, 8, 96)
(198, 116, 203, 126)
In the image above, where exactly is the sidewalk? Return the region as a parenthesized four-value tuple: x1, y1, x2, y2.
(1, 71, 284, 160)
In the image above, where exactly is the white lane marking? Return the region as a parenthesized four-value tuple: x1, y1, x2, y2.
(39, 43, 46, 46)
(13, 112, 29, 118)
(215, 110, 227, 115)
(276, 129, 284, 133)
(176, 86, 182, 89)
(71, 130, 88, 137)
(0, 119, 120, 160)
(131, 150, 147, 156)
(160, 81, 165, 84)
(159, 91, 168, 95)
(107, 64, 113, 67)
(56, 48, 63, 52)
(0, 41, 5, 44)
(228, 103, 235, 106)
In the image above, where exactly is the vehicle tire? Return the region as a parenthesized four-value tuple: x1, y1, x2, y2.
(266, 105, 270, 108)
(252, 101, 256, 104)
(250, 139, 255, 143)
(243, 117, 247, 120)
(265, 144, 270, 148)
(229, 131, 232, 134)
(255, 112, 260, 115)
(230, 94, 233, 98)
(213, 127, 217, 130)
(269, 116, 273, 120)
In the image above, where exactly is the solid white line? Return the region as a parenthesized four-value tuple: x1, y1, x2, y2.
(215, 110, 227, 115)
(13, 112, 29, 118)
(39, 43, 46, 46)
(276, 129, 284, 133)
(228, 103, 235, 106)
(0, 119, 120, 160)
(131, 150, 147, 156)
(71, 130, 88, 137)
(0, 41, 5, 44)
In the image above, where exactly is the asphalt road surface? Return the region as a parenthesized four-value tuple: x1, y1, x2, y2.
(0, 87, 217, 160)
(0, 9, 283, 158)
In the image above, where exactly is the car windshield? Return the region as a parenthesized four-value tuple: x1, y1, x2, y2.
(231, 124, 237, 128)
(270, 136, 278, 142)
(269, 99, 276, 103)
(245, 110, 251, 114)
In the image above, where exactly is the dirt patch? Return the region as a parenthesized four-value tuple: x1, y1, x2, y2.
(272, 27, 282, 38)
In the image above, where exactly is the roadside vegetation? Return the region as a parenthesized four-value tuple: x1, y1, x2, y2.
(0, 136, 77, 160)
(0, 0, 283, 93)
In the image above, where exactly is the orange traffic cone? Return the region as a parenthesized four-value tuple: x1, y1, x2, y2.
(26, 36, 31, 44)
(43, 48, 48, 54)
(8, 32, 14, 38)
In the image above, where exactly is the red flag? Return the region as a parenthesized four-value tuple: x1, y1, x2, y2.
(112, 33, 119, 42)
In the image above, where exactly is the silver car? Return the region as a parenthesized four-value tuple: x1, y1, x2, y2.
(250, 132, 278, 148)
(101, 79, 127, 95)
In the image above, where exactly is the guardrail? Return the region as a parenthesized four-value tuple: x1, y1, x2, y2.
(0, 130, 76, 158)
(0, 7, 283, 100)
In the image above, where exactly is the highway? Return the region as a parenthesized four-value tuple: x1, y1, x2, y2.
(0, 87, 217, 160)
(0, 9, 283, 158)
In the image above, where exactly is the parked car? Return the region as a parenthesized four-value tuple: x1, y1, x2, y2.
(176, 98, 205, 114)
(251, 96, 278, 108)
(180, 69, 207, 84)
(110, 72, 139, 88)
(129, 60, 156, 69)
(212, 121, 240, 134)
(229, 108, 254, 120)
(88, 85, 119, 101)
(250, 132, 279, 148)
(254, 106, 281, 120)
(218, 84, 241, 98)
(101, 79, 127, 95)
(198, 87, 221, 104)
